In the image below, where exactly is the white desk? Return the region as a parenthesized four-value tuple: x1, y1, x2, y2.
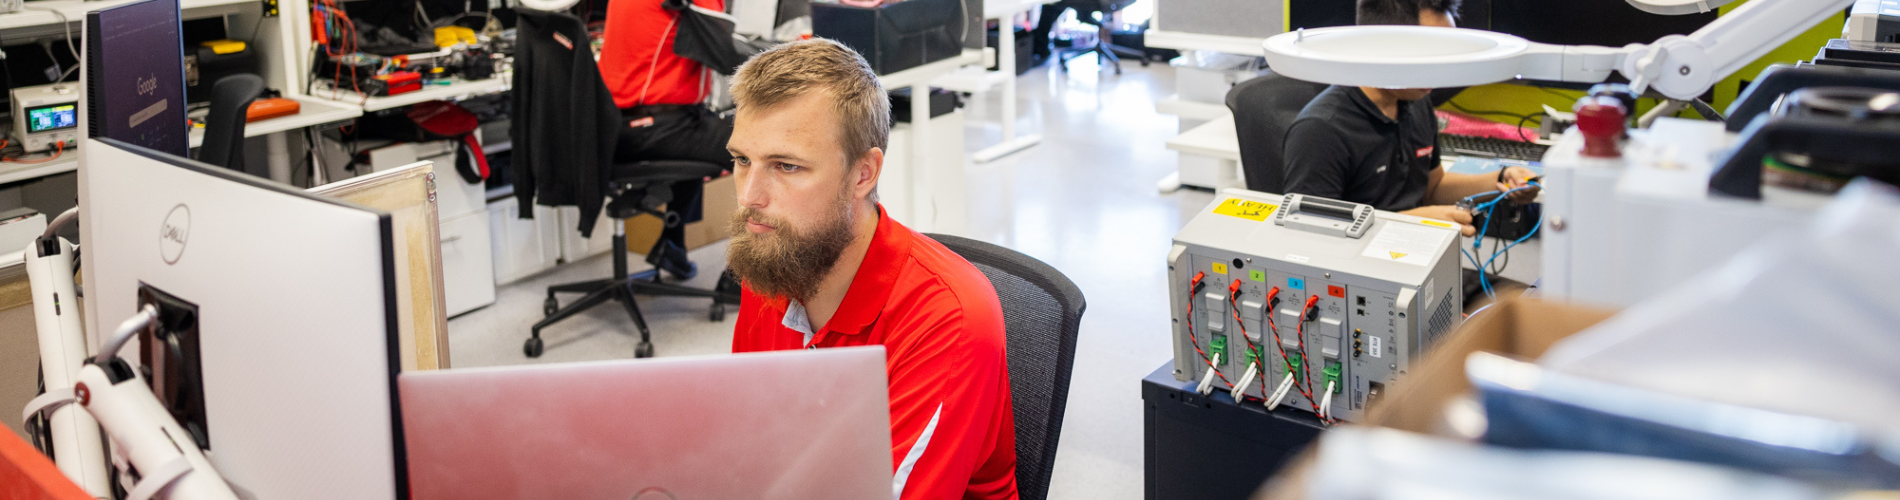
(878, 49, 982, 235)
(188, 96, 362, 149)
(1143, 30, 1269, 56)
(308, 77, 508, 112)
(1155, 96, 1230, 121)
(1164, 115, 1240, 161)
(187, 96, 363, 183)
(1162, 114, 1243, 190)
(932, 0, 1055, 163)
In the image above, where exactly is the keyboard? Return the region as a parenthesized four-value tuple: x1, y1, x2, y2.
(1438, 134, 1550, 163)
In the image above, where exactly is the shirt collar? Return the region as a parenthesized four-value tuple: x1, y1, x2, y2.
(819, 204, 910, 337)
(1348, 86, 1401, 125)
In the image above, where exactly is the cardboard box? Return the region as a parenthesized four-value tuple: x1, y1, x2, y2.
(1255, 298, 1619, 499)
(625, 174, 736, 255)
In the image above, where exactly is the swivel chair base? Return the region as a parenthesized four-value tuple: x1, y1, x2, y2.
(1058, 24, 1148, 75)
(524, 217, 742, 359)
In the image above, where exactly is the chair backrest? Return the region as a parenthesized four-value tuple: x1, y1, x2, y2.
(1227, 70, 1330, 194)
(924, 233, 1085, 500)
(199, 73, 264, 174)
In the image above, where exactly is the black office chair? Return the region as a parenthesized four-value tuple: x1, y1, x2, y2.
(926, 234, 1086, 500)
(198, 73, 264, 173)
(1056, 0, 1147, 75)
(515, 9, 739, 359)
(1227, 70, 1330, 194)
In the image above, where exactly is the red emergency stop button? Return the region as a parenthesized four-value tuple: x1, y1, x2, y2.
(1327, 285, 1345, 298)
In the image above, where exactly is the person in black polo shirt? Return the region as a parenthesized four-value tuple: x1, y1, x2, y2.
(1283, 0, 1538, 236)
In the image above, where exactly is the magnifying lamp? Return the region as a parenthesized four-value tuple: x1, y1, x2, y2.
(519, 0, 581, 11)
(1263, 0, 1851, 100)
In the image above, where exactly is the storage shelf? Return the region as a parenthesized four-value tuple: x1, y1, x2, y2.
(310, 77, 507, 112)
(189, 96, 363, 148)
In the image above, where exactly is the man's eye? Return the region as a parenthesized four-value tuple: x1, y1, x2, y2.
(732, 157, 750, 167)
(778, 163, 800, 173)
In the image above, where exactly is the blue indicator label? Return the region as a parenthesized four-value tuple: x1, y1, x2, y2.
(1287, 277, 1305, 290)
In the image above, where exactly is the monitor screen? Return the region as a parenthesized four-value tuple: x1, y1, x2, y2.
(26, 103, 77, 133)
(85, 0, 189, 157)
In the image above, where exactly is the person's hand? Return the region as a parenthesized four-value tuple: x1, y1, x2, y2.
(1497, 166, 1540, 204)
(1401, 205, 1475, 236)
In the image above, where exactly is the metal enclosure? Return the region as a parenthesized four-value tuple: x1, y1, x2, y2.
(1168, 190, 1463, 422)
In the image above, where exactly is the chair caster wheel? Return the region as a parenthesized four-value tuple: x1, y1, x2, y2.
(635, 342, 654, 358)
(543, 297, 559, 317)
(524, 337, 544, 358)
(710, 303, 726, 322)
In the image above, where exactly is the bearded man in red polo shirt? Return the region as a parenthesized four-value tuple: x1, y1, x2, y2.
(723, 39, 1019, 500)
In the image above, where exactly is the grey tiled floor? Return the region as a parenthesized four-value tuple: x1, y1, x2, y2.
(447, 56, 1212, 499)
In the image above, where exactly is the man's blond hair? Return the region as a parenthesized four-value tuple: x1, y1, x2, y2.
(730, 39, 890, 170)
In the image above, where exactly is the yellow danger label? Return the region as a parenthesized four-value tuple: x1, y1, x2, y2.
(1211, 262, 1228, 275)
(1389, 252, 1407, 260)
(1417, 219, 1453, 229)
(1212, 198, 1278, 222)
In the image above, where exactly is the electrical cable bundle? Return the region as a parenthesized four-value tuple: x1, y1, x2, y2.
(311, 0, 363, 100)
(1460, 181, 1545, 299)
(1182, 273, 1235, 394)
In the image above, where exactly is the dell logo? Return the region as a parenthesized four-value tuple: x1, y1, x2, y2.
(160, 204, 189, 265)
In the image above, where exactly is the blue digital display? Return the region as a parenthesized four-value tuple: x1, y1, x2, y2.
(26, 104, 77, 133)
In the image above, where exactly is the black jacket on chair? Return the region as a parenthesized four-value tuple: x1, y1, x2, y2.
(511, 9, 620, 237)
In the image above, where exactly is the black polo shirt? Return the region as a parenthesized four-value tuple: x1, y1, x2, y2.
(1281, 85, 1439, 211)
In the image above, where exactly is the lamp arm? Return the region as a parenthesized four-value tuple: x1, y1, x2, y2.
(1515, 43, 1630, 85)
(1619, 0, 1852, 100)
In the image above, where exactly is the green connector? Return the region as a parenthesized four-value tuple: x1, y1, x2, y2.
(1287, 352, 1305, 384)
(1246, 348, 1259, 365)
(1210, 335, 1227, 358)
(1322, 360, 1342, 393)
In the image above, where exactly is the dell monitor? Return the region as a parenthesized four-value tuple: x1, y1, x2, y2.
(77, 138, 408, 499)
(85, 0, 189, 157)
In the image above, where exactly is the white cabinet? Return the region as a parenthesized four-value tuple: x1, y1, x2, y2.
(557, 206, 617, 263)
(487, 196, 564, 285)
(365, 141, 497, 316)
(439, 212, 496, 315)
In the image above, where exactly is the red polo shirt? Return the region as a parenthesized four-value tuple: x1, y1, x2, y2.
(599, 0, 722, 107)
(732, 208, 1019, 500)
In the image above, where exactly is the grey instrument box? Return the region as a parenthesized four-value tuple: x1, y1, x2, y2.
(1168, 189, 1463, 422)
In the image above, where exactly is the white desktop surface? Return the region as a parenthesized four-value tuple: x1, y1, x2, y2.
(188, 96, 363, 148)
(1145, 30, 1271, 56)
(310, 77, 507, 112)
(1165, 114, 1241, 161)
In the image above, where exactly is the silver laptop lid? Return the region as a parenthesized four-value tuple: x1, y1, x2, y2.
(399, 346, 892, 500)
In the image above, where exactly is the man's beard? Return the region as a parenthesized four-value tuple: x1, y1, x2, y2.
(725, 193, 858, 303)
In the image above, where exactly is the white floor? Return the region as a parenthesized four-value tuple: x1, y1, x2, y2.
(448, 55, 1213, 499)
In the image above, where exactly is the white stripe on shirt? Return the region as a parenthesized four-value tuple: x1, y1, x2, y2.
(891, 403, 944, 499)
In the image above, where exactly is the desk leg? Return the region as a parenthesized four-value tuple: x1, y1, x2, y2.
(973, 11, 1042, 163)
(909, 82, 931, 232)
(267, 131, 292, 184)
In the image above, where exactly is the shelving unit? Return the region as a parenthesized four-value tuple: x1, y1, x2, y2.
(308, 77, 508, 112)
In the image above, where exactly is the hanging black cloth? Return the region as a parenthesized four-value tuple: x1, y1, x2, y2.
(660, 0, 760, 75)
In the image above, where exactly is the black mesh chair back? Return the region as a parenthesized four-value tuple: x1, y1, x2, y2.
(925, 234, 1086, 500)
(1228, 70, 1330, 194)
(199, 73, 264, 174)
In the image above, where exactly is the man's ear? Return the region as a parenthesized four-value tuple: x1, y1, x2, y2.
(854, 147, 884, 201)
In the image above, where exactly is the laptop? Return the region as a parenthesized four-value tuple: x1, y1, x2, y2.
(399, 347, 893, 500)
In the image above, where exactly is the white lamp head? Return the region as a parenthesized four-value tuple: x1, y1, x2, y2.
(519, 0, 581, 11)
(1261, 0, 1845, 101)
(1262, 26, 1539, 89)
